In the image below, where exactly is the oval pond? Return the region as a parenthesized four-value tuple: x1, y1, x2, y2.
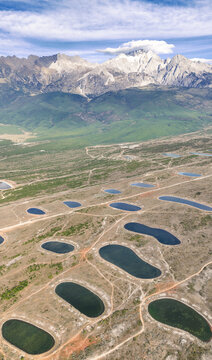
(131, 182, 155, 188)
(104, 189, 121, 194)
(178, 172, 201, 177)
(124, 222, 180, 245)
(63, 201, 81, 208)
(99, 244, 161, 279)
(55, 282, 105, 318)
(41, 241, 74, 254)
(162, 153, 181, 158)
(148, 298, 212, 342)
(0, 236, 4, 245)
(159, 196, 212, 212)
(191, 152, 212, 157)
(2, 319, 55, 355)
(110, 202, 141, 212)
(27, 208, 45, 215)
(0, 182, 11, 190)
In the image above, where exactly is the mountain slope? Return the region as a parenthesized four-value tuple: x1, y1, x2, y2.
(0, 51, 211, 96)
(0, 86, 211, 146)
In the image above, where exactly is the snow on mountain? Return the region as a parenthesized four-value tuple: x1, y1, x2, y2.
(0, 50, 211, 96)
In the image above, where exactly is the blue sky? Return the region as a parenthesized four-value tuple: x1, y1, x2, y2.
(0, 0, 211, 63)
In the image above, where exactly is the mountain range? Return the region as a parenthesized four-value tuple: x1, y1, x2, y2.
(0, 50, 212, 96)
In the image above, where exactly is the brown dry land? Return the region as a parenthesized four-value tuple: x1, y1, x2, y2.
(0, 129, 211, 360)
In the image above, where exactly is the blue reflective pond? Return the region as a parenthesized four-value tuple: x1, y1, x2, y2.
(162, 153, 181, 158)
(131, 182, 155, 188)
(159, 196, 212, 212)
(99, 244, 161, 279)
(63, 201, 81, 208)
(41, 241, 74, 254)
(178, 172, 201, 177)
(0, 182, 11, 190)
(110, 202, 141, 211)
(0, 236, 4, 245)
(124, 222, 181, 245)
(191, 152, 212, 157)
(27, 208, 45, 215)
(104, 189, 121, 194)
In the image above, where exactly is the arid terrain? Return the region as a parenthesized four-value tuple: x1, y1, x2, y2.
(0, 128, 211, 360)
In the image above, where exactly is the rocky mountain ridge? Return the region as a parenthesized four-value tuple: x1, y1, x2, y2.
(0, 50, 211, 96)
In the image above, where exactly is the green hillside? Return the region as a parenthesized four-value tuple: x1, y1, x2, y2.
(0, 85, 211, 147)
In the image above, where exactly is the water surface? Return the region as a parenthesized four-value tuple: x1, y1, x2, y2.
(110, 202, 141, 212)
(178, 172, 201, 177)
(124, 222, 180, 245)
(27, 208, 45, 215)
(41, 241, 74, 254)
(0, 182, 11, 190)
(55, 282, 105, 318)
(148, 298, 212, 342)
(63, 201, 81, 208)
(162, 153, 181, 158)
(99, 244, 161, 279)
(104, 189, 121, 194)
(2, 319, 55, 354)
(159, 196, 212, 211)
(131, 182, 155, 188)
(191, 152, 212, 157)
(0, 236, 4, 245)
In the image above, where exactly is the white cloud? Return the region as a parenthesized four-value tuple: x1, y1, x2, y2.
(98, 40, 175, 55)
(0, 0, 211, 42)
(191, 58, 212, 65)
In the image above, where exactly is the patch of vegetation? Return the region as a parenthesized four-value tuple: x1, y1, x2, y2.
(23, 226, 61, 245)
(60, 221, 90, 236)
(27, 264, 47, 272)
(1, 280, 28, 300)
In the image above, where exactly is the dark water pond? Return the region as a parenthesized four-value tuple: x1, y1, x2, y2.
(2, 319, 55, 354)
(0, 236, 4, 245)
(99, 244, 161, 279)
(0, 182, 11, 189)
(162, 153, 181, 158)
(148, 298, 212, 342)
(159, 196, 212, 212)
(104, 189, 121, 194)
(41, 241, 74, 254)
(55, 282, 105, 318)
(191, 152, 212, 157)
(124, 222, 180, 245)
(131, 182, 155, 188)
(110, 202, 141, 211)
(63, 201, 81, 208)
(27, 208, 45, 215)
(178, 172, 201, 177)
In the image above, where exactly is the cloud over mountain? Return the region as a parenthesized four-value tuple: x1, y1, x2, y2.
(98, 40, 175, 55)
